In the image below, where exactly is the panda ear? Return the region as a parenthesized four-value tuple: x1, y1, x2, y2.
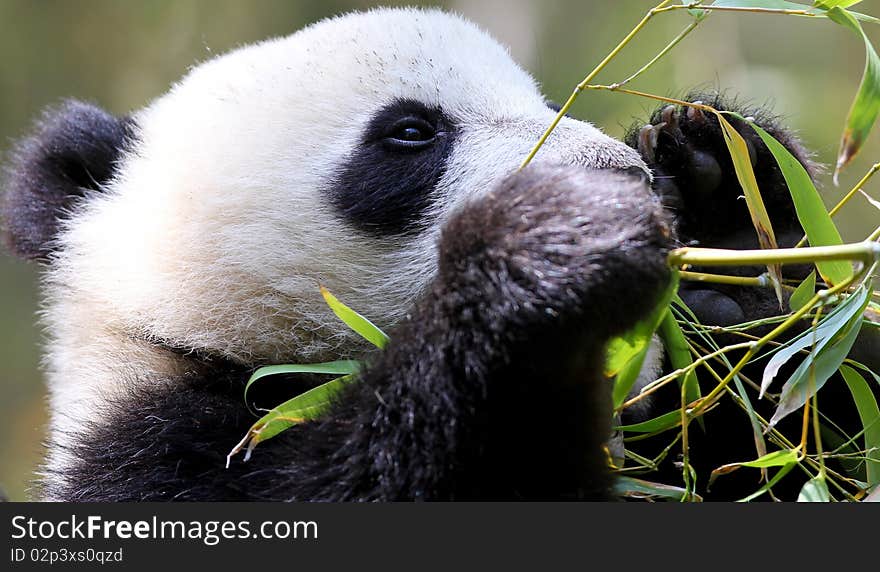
(1, 99, 135, 262)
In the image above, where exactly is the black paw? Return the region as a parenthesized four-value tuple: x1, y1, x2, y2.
(626, 95, 817, 247)
(438, 164, 673, 337)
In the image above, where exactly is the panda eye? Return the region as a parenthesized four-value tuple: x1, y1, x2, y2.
(383, 117, 437, 149)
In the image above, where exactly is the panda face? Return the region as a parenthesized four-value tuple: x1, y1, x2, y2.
(48, 8, 646, 375)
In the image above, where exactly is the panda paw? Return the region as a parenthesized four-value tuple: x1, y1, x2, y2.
(627, 95, 817, 246)
(437, 164, 673, 338)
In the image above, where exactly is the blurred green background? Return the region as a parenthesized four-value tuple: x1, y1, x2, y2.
(1, 0, 878, 501)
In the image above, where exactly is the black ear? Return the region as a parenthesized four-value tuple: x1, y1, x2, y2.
(1, 99, 136, 262)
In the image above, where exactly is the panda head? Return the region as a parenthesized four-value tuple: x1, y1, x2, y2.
(2, 7, 646, 376)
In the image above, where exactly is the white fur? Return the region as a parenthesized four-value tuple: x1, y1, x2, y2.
(39, 8, 648, 485)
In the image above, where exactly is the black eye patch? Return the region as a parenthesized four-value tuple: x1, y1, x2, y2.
(327, 99, 455, 236)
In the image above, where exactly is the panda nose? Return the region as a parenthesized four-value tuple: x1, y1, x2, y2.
(614, 165, 651, 184)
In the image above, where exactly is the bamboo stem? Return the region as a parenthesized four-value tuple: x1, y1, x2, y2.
(669, 242, 880, 269)
(520, 0, 833, 167)
(519, 0, 676, 168)
(689, 267, 865, 418)
(679, 270, 770, 288)
(611, 19, 702, 90)
(654, 3, 819, 18)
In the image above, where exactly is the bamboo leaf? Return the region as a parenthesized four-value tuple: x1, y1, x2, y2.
(745, 122, 852, 285)
(826, 7, 880, 181)
(714, 112, 784, 305)
(790, 271, 817, 312)
(761, 283, 869, 397)
(609, 273, 679, 408)
(611, 348, 651, 411)
(607, 274, 678, 376)
(847, 11, 880, 25)
(840, 364, 880, 487)
(658, 309, 703, 431)
(709, 1, 879, 23)
(711, 450, 800, 488)
(769, 285, 872, 428)
(711, 451, 800, 492)
(737, 463, 798, 502)
(243, 360, 360, 410)
(798, 475, 831, 501)
(614, 476, 702, 501)
(814, 1, 862, 10)
(320, 286, 390, 349)
(739, 448, 801, 468)
(228, 374, 356, 465)
(615, 410, 682, 433)
(712, 0, 818, 9)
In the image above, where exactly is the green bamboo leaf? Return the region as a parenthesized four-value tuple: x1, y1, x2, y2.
(739, 448, 801, 468)
(611, 349, 652, 411)
(609, 273, 679, 408)
(814, 1, 862, 10)
(687, 7, 711, 21)
(658, 310, 703, 432)
(243, 360, 360, 410)
(826, 7, 880, 181)
(672, 293, 701, 322)
(228, 374, 356, 465)
(848, 11, 880, 25)
(711, 450, 800, 491)
(798, 476, 831, 501)
(745, 122, 852, 285)
(737, 463, 798, 502)
(714, 112, 784, 304)
(769, 284, 872, 428)
(840, 364, 880, 487)
(607, 274, 678, 375)
(615, 410, 682, 433)
(712, 0, 817, 9)
(710, 0, 879, 24)
(790, 271, 817, 312)
(614, 476, 702, 501)
(320, 286, 390, 349)
(762, 283, 869, 397)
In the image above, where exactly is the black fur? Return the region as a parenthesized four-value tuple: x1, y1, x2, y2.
(625, 92, 816, 245)
(0, 100, 136, 262)
(624, 94, 880, 500)
(328, 99, 455, 236)
(625, 93, 816, 328)
(47, 165, 672, 501)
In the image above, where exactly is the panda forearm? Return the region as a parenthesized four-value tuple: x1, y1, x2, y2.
(335, 306, 614, 500)
(326, 166, 672, 500)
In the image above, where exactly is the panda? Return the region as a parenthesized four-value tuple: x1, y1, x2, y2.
(0, 7, 854, 501)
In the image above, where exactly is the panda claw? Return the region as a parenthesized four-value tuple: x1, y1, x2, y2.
(661, 105, 678, 130)
(638, 124, 659, 163)
(635, 98, 755, 205)
(686, 104, 706, 126)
